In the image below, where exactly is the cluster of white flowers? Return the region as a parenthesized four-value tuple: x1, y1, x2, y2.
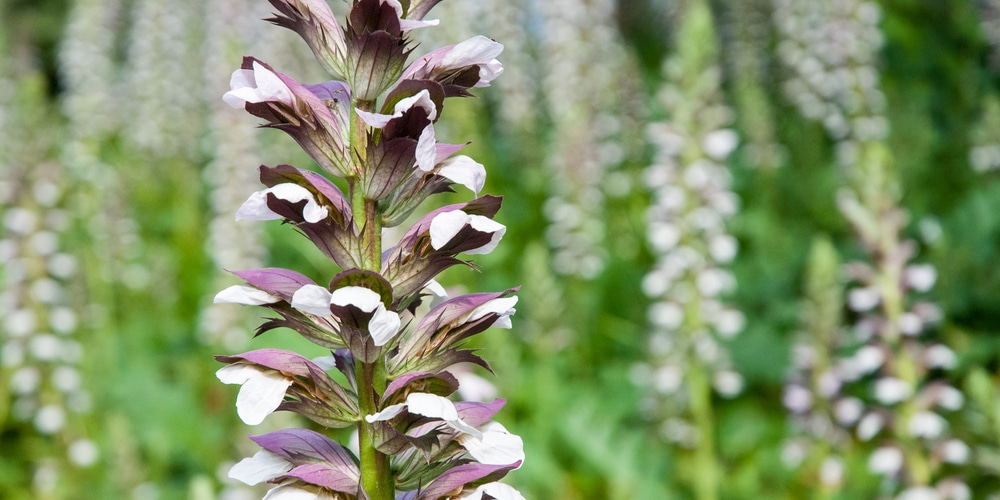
(1, 143, 99, 498)
(122, 0, 204, 156)
(536, 0, 632, 279)
(773, 0, 888, 164)
(775, 1, 969, 496)
(634, 2, 746, 448)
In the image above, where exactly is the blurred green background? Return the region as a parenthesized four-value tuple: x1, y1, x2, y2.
(2, 0, 1000, 498)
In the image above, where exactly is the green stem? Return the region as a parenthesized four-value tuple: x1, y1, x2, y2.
(350, 97, 393, 500)
(689, 364, 718, 500)
(358, 359, 392, 500)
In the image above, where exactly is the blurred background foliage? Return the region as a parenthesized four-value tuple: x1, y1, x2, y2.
(1, 0, 1000, 498)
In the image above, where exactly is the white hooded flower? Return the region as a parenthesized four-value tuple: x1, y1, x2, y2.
(365, 392, 481, 439)
(223, 60, 293, 108)
(456, 421, 525, 466)
(429, 210, 506, 255)
(214, 285, 282, 306)
(236, 183, 328, 223)
(229, 450, 293, 485)
(216, 364, 293, 425)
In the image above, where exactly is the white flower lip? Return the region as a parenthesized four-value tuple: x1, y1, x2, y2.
(216, 364, 292, 425)
(291, 284, 334, 317)
(214, 285, 281, 306)
(429, 210, 506, 254)
(228, 450, 292, 486)
(435, 155, 486, 195)
(223, 61, 294, 109)
(355, 89, 437, 128)
(235, 183, 328, 223)
(365, 393, 482, 439)
(456, 421, 524, 466)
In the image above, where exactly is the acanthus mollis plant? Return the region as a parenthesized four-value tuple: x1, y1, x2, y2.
(210, 1, 525, 499)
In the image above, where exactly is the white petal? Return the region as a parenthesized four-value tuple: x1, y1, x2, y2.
(355, 89, 436, 128)
(291, 285, 334, 317)
(415, 125, 438, 172)
(405, 393, 482, 439)
(429, 210, 470, 250)
(368, 304, 401, 346)
(214, 285, 281, 305)
(365, 403, 407, 422)
(441, 36, 504, 70)
(463, 214, 505, 254)
(436, 155, 486, 194)
(458, 421, 524, 466)
(330, 286, 382, 313)
(399, 18, 439, 30)
(268, 184, 328, 223)
(235, 190, 282, 221)
(219, 366, 293, 426)
(251, 61, 293, 106)
(465, 297, 519, 328)
(223, 69, 256, 108)
(458, 483, 525, 500)
(475, 59, 504, 87)
(263, 484, 331, 500)
(423, 279, 449, 308)
(228, 450, 292, 485)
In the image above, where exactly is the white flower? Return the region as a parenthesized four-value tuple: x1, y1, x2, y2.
(867, 446, 903, 476)
(356, 89, 437, 128)
(330, 286, 401, 346)
(216, 364, 293, 425)
(435, 155, 487, 195)
(940, 439, 970, 464)
(857, 412, 884, 441)
(440, 36, 505, 87)
(833, 397, 864, 425)
(236, 183, 328, 223)
(291, 285, 334, 317)
(702, 129, 739, 160)
(229, 450, 293, 485)
(457, 482, 525, 500)
(456, 421, 525, 466)
(873, 377, 912, 405)
(908, 411, 946, 439)
(422, 279, 449, 309)
(848, 287, 880, 312)
(925, 344, 957, 370)
(223, 60, 293, 108)
(713, 370, 744, 398)
(429, 210, 505, 255)
(783, 384, 813, 413)
(366, 393, 481, 439)
(460, 296, 518, 329)
(904, 264, 937, 292)
(214, 285, 282, 306)
(935, 385, 965, 411)
(292, 285, 401, 346)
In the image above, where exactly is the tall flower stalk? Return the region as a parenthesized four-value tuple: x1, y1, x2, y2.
(212, 2, 524, 499)
(637, 1, 744, 499)
(776, 0, 968, 496)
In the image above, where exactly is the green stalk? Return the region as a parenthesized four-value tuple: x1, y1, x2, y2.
(688, 363, 718, 500)
(350, 98, 393, 500)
